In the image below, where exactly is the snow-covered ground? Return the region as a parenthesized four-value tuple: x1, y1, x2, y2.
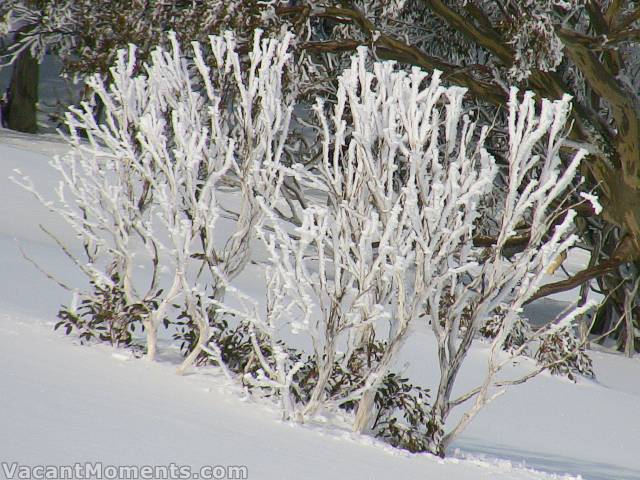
(1, 131, 639, 480)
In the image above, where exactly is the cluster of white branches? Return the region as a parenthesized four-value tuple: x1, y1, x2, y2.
(15, 30, 594, 456)
(421, 86, 594, 455)
(14, 30, 296, 369)
(215, 45, 593, 452)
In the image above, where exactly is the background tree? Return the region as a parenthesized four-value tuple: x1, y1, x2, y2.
(0, 0, 285, 129)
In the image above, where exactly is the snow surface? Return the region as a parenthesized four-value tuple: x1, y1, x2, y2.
(1, 131, 639, 480)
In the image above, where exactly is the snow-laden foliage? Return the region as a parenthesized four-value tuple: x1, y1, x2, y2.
(0, 0, 285, 76)
(506, 0, 582, 80)
(15, 30, 594, 457)
(0, 0, 76, 65)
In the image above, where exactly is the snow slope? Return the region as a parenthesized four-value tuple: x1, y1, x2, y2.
(1, 131, 639, 480)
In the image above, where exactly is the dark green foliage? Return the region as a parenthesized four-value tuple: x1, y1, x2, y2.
(55, 274, 155, 355)
(292, 342, 390, 408)
(169, 310, 257, 373)
(292, 341, 432, 453)
(480, 307, 594, 382)
(479, 306, 530, 353)
(371, 373, 431, 453)
(535, 328, 594, 382)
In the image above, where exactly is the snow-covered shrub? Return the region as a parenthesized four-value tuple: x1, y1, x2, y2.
(14, 29, 297, 364)
(416, 85, 594, 456)
(214, 46, 593, 455)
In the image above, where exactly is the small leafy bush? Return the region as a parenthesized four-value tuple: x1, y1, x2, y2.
(55, 275, 151, 354)
(536, 327, 594, 381)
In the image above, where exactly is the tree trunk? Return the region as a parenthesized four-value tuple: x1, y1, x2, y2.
(353, 389, 376, 433)
(6, 46, 39, 133)
(144, 318, 158, 362)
